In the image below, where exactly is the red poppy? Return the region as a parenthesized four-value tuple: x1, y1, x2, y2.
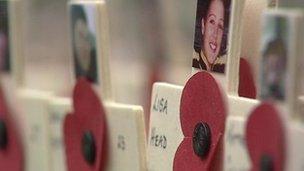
(239, 57, 257, 99)
(246, 102, 285, 171)
(0, 85, 23, 171)
(173, 71, 227, 171)
(64, 78, 107, 171)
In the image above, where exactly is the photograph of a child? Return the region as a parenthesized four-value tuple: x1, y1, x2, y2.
(192, 0, 231, 73)
(260, 16, 287, 101)
(70, 4, 98, 83)
(0, 1, 10, 72)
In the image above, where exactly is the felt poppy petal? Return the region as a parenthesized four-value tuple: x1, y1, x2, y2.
(73, 78, 103, 121)
(82, 113, 105, 171)
(180, 71, 226, 138)
(203, 134, 223, 171)
(246, 102, 285, 171)
(64, 114, 93, 171)
(0, 116, 23, 171)
(238, 58, 256, 99)
(173, 138, 205, 171)
(173, 134, 223, 171)
(72, 78, 106, 143)
(0, 88, 23, 171)
(64, 113, 105, 171)
(64, 78, 106, 171)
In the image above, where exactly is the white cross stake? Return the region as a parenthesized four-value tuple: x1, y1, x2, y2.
(53, 0, 147, 171)
(249, 9, 304, 171)
(146, 0, 264, 170)
(226, 7, 304, 171)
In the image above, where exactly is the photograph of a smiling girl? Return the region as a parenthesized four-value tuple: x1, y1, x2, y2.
(192, 0, 231, 73)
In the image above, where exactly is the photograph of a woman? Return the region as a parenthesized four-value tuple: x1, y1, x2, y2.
(260, 17, 287, 101)
(0, 1, 10, 72)
(70, 4, 98, 83)
(192, 0, 231, 73)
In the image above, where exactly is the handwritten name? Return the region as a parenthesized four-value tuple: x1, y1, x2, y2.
(117, 135, 126, 150)
(152, 94, 168, 114)
(150, 127, 167, 149)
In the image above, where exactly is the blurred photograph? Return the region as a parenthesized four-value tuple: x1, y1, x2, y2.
(192, 0, 231, 73)
(260, 16, 287, 101)
(268, 0, 277, 7)
(70, 3, 98, 83)
(0, 1, 10, 72)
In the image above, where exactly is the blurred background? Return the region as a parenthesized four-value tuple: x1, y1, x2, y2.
(22, 0, 196, 123)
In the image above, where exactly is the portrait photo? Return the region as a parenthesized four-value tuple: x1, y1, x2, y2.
(192, 0, 231, 73)
(260, 16, 288, 101)
(70, 3, 98, 83)
(0, 1, 11, 72)
(268, 0, 277, 7)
